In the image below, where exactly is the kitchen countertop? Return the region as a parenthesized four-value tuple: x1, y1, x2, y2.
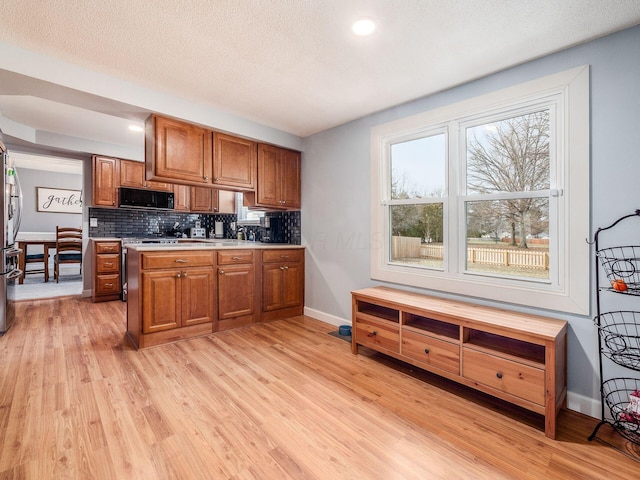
(122, 239, 304, 252)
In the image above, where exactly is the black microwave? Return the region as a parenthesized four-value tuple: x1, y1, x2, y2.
(118, 187, 174, 210)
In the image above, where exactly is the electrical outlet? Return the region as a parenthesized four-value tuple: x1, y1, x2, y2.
(89, 217, 98, 227)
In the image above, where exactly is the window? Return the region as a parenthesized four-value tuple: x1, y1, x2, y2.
(235, 193, 264, 225)
(371, 66, 590, 314)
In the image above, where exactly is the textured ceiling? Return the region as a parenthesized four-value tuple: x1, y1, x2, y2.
(0, 0, 640, 140)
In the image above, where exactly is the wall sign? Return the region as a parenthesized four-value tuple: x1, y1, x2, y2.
(36, 187, 83, 214)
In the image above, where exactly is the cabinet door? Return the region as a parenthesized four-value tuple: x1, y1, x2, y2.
(180, 267, 214, 327)
(280, 149, 301, 209)
(213, 133, 256, 190)
(262, 263, 284, 311)
(190, 186, 216, 213)
(92, 156, 119, 207)
(151, 115, 212, 184)
(282, 262, 304, 308)
(256, 144, 281, 207)
(218, 265, 255, 319)
(173, 184, 190, 211)
(145, 180, 174, 192)
(119, 159, 145, 188)
(142, 270, 180, 333)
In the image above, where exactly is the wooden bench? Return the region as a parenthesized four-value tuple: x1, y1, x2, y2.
(351, 286, 567, 438)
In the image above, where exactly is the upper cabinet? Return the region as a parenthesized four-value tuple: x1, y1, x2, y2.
(92, 156, 119, 207)
(146, 115, 213, 185)
(244, 144, 301, 210)
(120, 159, 172, 192)
(146, 115, 257, 192)
(213, 133, 256, 190)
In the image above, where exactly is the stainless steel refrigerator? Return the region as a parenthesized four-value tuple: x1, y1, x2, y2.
(0, 139, 23, 334)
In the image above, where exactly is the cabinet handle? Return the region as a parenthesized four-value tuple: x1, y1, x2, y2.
(204, 175, 209, 181)
(283, 266, 288, 270)
(104, 262, 113, 267)
(214, 177, 220, 182)
(219, 270, 225, 275)
(232, 256, 243, 260)
(183, 272, 188, 278)
(176, 273, 181, 278)
(424, 348, 430, 354)
(496, 372, 503, 379)
(175, 259, 188, 263)
(104, 283, 113, 287)
(367, 330, 377, 337)
(280, 255, 289, 259)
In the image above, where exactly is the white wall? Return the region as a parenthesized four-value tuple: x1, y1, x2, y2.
(301, 25, 640, 417)
(17, 167, 83, 234)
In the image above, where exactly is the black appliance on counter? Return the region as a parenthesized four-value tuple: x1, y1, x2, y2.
(262, 216, 285, 243)
(118, 187, 174, 210)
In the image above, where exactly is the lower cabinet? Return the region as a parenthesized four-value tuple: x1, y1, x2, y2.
(351, 286, 567, 439)
(126, 246, 305, 349)
(261, 249, 304, 321)
(92, 240, 121, 302)
(216, 250, 256, 331)
(127, 250, 215, 348)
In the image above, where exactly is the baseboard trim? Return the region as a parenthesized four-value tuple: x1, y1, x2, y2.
(303, 307, 349, 328)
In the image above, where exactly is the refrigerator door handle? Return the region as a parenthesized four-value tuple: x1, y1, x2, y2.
(5, 269, 22, 280)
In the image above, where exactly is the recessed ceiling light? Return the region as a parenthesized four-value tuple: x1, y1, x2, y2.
(128, 125, 144, 132)
(352, 18, 375, 36)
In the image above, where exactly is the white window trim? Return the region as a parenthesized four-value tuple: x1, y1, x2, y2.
(370, 65, 590, 315)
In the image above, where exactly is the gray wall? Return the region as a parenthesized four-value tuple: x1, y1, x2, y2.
(301, 25, 640, 416)
(17, 167, 83, 233)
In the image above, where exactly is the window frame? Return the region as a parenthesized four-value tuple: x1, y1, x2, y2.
(370, 65, 590, 315)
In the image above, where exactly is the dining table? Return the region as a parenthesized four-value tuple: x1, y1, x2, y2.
(16, 238, 57, 284)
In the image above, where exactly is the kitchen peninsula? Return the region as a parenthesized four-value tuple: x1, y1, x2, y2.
(124, 240, 304, 349)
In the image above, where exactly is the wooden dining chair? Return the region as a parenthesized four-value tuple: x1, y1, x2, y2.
(21, 249, 49, 283)
(54, 227, 83, 283)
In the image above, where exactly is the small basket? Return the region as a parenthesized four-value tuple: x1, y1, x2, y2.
(597, 246, 640, 295)
(595, 311, 640, 370)
(602, 378, 640, 443)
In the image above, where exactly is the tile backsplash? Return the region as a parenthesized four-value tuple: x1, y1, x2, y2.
(88, 208, 301, 244)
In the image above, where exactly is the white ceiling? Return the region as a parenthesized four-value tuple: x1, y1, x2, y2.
(0, 0, 639, 158)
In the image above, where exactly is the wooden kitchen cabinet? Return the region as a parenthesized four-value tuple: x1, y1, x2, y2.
(146, 114, 213, 185)
(120, 159, 172, 192)
(127, 250, 215, 349)
(213, 132, 256, 190)
(261, 249, 304, 321)
(244, 144, 301, 210)
(190, 186, 218, 213)
(173, 184, 190, 211)
(351, 286, 567, 439)
(92, 156, 119, 207)
(217, 250, 256, 331)
(91, 240, 121, 302)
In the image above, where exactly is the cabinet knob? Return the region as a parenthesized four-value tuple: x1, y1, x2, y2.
(280, 266, 285, 270)
(219, 270, 225, 275)
(424, 348, 430, 354)
(204, 175, 209, 181)
(214, 177, 220, 182)
(496, 372, 503, 379)
(283, 266, 289, 270)
(183, 272, 188, 278)
(367, 330, 377, 337)
(176, 273, 181, 278)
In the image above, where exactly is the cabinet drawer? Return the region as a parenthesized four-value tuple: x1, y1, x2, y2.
(462, 347, 545, 405)
(96, 274, 121, 295)
(142, 252, 214, 269)
(217, 250, 254, 265)
(96, 242, 120, 254)
(262, 249, 303, 263)
(402, 329, 460, 375)
(355, 316, 399, 353)
(96, 254, 120, 274)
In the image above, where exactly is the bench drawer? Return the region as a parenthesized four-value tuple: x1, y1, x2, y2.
(402, 329, 459, 375)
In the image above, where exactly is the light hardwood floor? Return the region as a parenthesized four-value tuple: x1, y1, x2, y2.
(0, 296, 638, 479)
